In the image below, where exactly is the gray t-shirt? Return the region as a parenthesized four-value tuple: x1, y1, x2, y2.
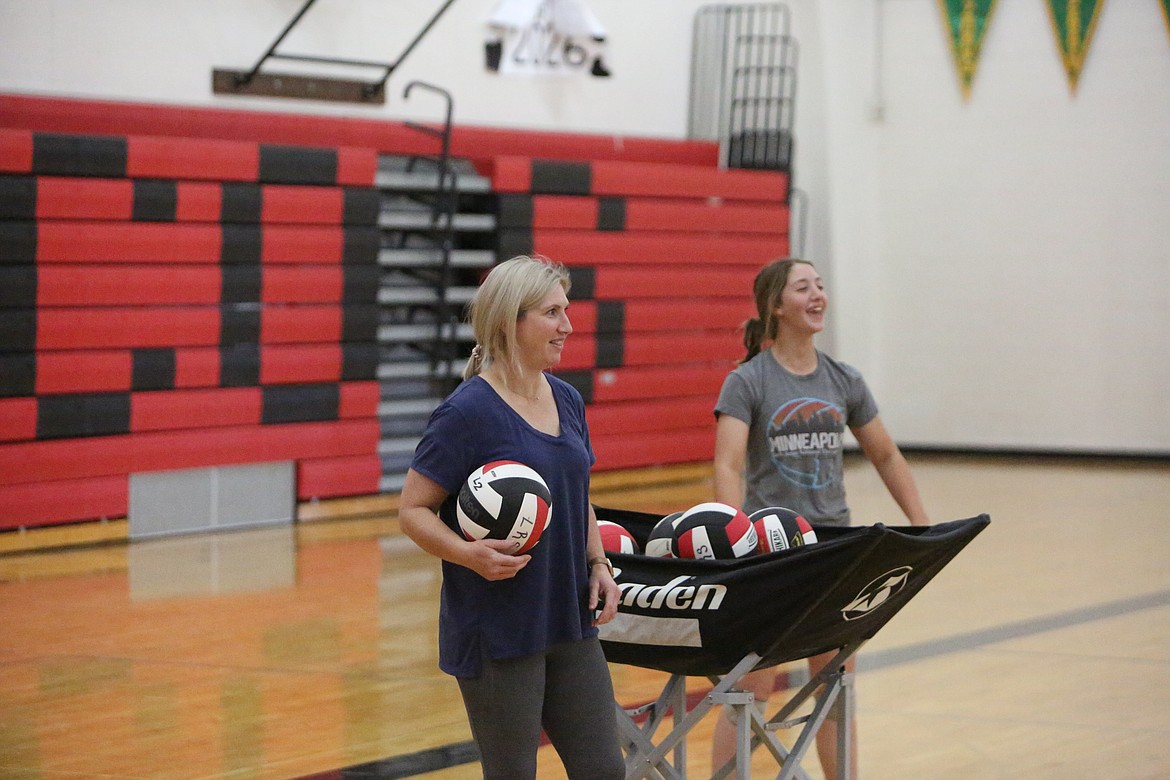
(714, 349, 878, 526)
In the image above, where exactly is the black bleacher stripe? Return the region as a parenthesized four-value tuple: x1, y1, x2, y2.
(131, 348, 177, 391)
(259, 145, 338, 186)
(554, 370, 594, 404)
(37, 393, 131, 440)
(221, 225, 262, 264)
(496, 194, 534, 228)
(497, 228, 534, 260)
(0, 309, 36, 351)
(341, 343, 380, 381)
(567, 267, 595, 300)
(221, 183, 263, 223)
(220, 343, 261, 387)
(0, 176, 37, 220)
(222, 265, 262, 304)
(595, 334, 624, 369)
(220, 304, 262, 345)
(0, 222, 37, 263)
(343, 227, 381, 264)
(0, 352, 35, 397)
(261, 383, 340, 424)
(530, 160, 591, 195)
(341, 305, 380, 343)
(131, 180, 178, 222)
(32, 133, 128, 178)
(342, 265, 381, 304)
(597, 197, 626, 231)
(0, 267, 37, 308)
(595, 300, 625, 334)
(342, 189, 380, 226)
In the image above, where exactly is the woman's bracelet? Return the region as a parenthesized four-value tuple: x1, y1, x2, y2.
(588, 556, 615, 576)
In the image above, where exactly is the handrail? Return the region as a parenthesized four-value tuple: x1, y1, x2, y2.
(402, 81, 460, 384)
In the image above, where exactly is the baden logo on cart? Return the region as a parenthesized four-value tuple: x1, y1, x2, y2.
(841, 566, 912, 621)
(613, 573, 728, 611)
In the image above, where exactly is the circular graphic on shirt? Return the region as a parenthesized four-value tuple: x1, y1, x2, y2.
(767, 397, 845, 489)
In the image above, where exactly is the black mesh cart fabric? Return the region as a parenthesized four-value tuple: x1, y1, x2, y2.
(595, 506, 989, 677)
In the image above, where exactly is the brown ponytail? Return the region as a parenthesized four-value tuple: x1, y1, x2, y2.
(742, 317, 766, 363)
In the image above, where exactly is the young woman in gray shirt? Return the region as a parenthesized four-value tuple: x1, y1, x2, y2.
(710, 258, 930, 779)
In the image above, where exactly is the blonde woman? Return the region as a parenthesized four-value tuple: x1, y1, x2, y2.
(399, 255, 623, 780)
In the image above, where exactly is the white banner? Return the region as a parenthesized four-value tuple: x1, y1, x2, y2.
(485, 0, 611, 77)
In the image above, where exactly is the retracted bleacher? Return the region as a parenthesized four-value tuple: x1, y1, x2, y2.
(492, 156, 789, 469)
(0, 125, 383, 529)
(1, 93, 790, 533)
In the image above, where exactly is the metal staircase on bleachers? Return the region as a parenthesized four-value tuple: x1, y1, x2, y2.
(374, 151, 495, 492)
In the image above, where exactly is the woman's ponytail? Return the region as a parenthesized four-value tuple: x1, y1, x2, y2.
(462, 344, 485, 380)
(741, 318, 765, 363)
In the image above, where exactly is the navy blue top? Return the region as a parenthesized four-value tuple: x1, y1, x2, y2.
(410, 373, 597, 678)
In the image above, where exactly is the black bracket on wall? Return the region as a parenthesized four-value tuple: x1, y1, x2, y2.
(213, 0, 459, 105)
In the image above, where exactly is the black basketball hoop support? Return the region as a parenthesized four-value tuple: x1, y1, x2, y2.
(212, 0, 459, 105)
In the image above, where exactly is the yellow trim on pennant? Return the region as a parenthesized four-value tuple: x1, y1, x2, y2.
(936, 0, 999, 101)
(1044, 0, 1107, 94)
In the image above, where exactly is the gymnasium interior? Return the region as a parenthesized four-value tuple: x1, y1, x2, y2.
(1, 2, 1168, 778)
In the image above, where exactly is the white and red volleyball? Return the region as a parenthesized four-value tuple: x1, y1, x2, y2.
(644, 512, 680, 558)
(669, 502, 758, 560)
(598, 520, 639, 555)
(750, 506, 818, 553)
(456, 461, 552, 555)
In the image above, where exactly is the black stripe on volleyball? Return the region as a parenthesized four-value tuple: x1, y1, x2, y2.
(645, 511, 681, 557)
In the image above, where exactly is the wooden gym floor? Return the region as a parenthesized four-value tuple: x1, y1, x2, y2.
(1, 452, 1168, 779)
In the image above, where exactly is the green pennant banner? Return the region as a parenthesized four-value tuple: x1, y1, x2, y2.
(1045, 0, 1106, 93)
(937, 0, 999, 100)
(1161, 0, 1170, 44)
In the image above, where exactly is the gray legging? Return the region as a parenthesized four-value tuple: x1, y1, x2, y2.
(457, 636, 625, 780)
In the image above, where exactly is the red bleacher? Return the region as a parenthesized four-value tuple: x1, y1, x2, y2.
(0, 92, 788, 531)
(10, 176, 376, 225)
(26, 266, 372, 306)
(491, 153, 788, 471)
(529, 195, 790, 233)
(0, 94, 719, 166)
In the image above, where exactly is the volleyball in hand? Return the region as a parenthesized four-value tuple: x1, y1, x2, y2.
(457, 461, 552, 555)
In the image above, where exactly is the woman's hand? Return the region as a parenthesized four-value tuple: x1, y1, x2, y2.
(589, 564, 620, 625)
(399, 470, 531, 579)
(584, 504, 620, 625)
(459, 538, 532, 580)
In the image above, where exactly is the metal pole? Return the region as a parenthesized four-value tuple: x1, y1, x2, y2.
(371, 0, 461, 91)
(236, 0, 319, 86)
